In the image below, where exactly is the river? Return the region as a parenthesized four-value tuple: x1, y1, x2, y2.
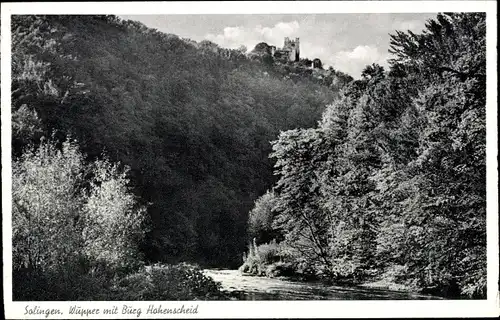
(204, 269, 443, 300)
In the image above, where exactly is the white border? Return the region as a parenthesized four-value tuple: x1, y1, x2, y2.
(1, 1, 498, 319)
(0, 1, 496, 14)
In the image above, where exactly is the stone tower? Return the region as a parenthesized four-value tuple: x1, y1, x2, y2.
(283, 37, 300, 62)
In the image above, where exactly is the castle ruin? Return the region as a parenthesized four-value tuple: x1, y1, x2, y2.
(270, 37, 300, 62)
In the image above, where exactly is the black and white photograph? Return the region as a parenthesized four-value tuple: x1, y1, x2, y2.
(1, 1, 498, 318)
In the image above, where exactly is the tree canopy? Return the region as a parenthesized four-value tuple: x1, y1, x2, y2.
(250, 13, 486, 298)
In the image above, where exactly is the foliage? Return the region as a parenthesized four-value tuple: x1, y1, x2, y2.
(240, 239, 284, 277)
(12, 138, 86, 271)
(12, 104, 44, 153)
(11, 15, 343, 267)
(12, 13, 486, 299)
(243, 13, 486, 298)
(11, 131, 220, 301)
(270, 128, 336, 276)
(12, 131, 147, 299)
(248, 190, 281, 244)
(12, 260, 111, 301)
(82, 158, 147, 274)
(114, 263, 224, 300)
(240, 239, 322, 280)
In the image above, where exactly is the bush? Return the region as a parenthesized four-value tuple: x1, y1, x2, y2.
(292, 259, 319, 281)
(12, 104, 44, 154)
(13, 255, 113, 301)
(82, 158, 147, 274)
(239, 239, 286, 276)
(12, 134, 147, 300)
(264, 261, 296, 278)
(329, 258, 364, 282)
(12, 138, 87, 271)
(114, 263, 224, 300)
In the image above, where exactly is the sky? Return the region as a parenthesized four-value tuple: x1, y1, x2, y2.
(120, 13, 437, 77)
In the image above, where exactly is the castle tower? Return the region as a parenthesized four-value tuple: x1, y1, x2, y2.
(287, 37, 300, 62)
(280, 37, 300, 62)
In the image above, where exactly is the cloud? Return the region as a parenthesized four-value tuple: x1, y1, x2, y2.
(204, 21, 390, 78)
(260, 21, 300, 39)
(205, 26, 249, 48)
(347, 45, 381, 60)
(205, 21, 300, 51)
(333, 45, 388, 78)
(301, 42, 329, 60)
(223, 26, 244, 40)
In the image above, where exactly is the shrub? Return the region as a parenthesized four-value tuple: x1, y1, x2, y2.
(12, 138, 86, 271)
(292, 259, 319, 280)
(12, 134, 147, 300)
(114, 263, 224, 300)
(330, 257, 363, 281)
(82, 158, 147, 274)
(13, 259, 113, 301)
(239, 239, 284, 276)
(264, 261, 296, 278)
(12, 104, 44, 153)
(256, 240, 281, 264)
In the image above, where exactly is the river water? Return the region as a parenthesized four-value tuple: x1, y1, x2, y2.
(204, 269, 442, 300)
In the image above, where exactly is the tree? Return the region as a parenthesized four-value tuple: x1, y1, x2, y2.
(12, 104, 44, 155)
(271, 128, 335, 276)
(382, 12, 486, 297)
(248, 190, 280, 244)
(237, 45, 248, 54)
(82, 158, 147, 273)
(13, 138, 86, 271)
(253, 13, 486, 298)
(13, 134, 147, 278)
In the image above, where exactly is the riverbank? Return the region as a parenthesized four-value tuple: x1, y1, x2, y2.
(204, 269, 442, 300)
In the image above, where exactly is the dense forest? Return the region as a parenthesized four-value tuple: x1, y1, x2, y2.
(11, 15, 350, 267)
(10, 13, 486, 300)
(243, 13, 486, 298)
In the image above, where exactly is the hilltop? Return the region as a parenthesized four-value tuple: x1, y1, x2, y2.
(247, 39, 353, 90)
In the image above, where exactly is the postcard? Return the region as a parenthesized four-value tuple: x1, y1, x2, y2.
(1, 1, 498, 318)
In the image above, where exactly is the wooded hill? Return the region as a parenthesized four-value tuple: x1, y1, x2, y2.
(11, 15, 351, 268)
(11, 13, 486, 299)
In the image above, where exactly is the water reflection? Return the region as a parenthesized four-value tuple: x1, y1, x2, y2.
(204, 269, 443, 300)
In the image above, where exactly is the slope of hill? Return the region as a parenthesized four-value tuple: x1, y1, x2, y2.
(11, 15, 349, 267)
